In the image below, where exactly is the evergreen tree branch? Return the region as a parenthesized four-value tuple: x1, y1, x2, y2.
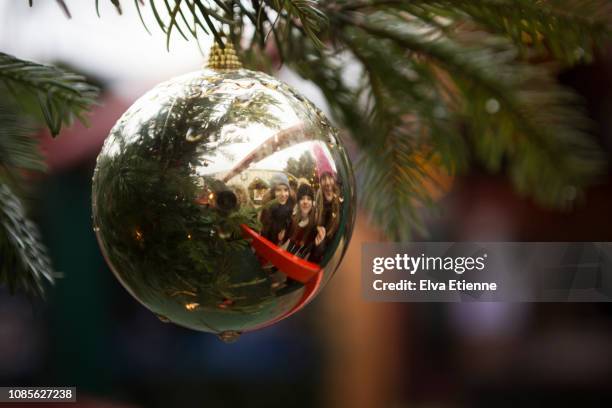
(338, 12, 604, 205)
(358, 131, 437, 240)
(282, 5, 605, 238)
(0, 52, 99, 136)
(0, 104, 46, 177)
(267, 0, 329, 48)
(0, 52, 98, 295)
(0, 99, 51, 298)
(88, 0, 612, 64)
(430, 0, 611, 64)
(0, 183, 55, 297)
(338, 0, 612, 62)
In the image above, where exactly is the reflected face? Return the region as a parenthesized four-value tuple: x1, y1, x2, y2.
(275, 185, 289, 205)
(321, 175, 335, 200)
(299, 195, 313, 216)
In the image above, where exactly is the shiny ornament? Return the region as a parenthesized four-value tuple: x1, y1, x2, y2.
(92, 62, 355, 341)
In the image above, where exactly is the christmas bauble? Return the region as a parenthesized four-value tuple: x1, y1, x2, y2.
(92, 66, 355, 341)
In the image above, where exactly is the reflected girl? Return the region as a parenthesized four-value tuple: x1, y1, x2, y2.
(310, 171, 342, 263)
(285, 184, 325, 259)
(259, 173, 294, 245)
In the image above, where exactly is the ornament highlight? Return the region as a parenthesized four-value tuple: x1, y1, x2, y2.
(92, 66, 355, 341)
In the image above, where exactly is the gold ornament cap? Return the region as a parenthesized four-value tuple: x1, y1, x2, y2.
(206, 41, 242, 71)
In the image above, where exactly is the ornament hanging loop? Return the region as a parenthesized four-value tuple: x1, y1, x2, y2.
(206, 39, 242, 71)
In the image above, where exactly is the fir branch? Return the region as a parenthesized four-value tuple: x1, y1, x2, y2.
(435, 0, 611, 64)
(0, 54, 97, 296)
(55, 0, 72, 18)
(166, 0, 190, 50)
(111, 0, 124, 14)
(0, 94, 55, 299)
(28, 0, 73, 18)
(192, 0, 226, 46)
(0, 52, 99, 136)
(335, 1, 611, 64)
(359, 133, 433, 240)
(134, 0, 152, 34)
(0, 104, 46, 175)
(268, 0, 329, 47)
(102, 0, 611, 63)
(319, 7, 605, 237)
(0, 184, 55, 297)
(109, 1, 327, 48)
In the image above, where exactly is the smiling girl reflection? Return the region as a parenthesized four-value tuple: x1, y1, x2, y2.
(259, 173, 295, 246)
(285, 183, 325, 261)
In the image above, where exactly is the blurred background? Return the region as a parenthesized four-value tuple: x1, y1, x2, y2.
(1, 1, 612, 407)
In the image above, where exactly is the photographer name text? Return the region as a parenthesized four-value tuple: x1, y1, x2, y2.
(371, 253, 497, 292)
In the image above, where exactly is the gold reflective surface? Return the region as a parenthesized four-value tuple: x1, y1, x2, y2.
(92, 69, 355, 338)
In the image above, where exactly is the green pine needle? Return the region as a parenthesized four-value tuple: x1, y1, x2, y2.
(0, 104, 47, 174)
(0, 184, 55, 297)
(0, 52, 99, 137)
